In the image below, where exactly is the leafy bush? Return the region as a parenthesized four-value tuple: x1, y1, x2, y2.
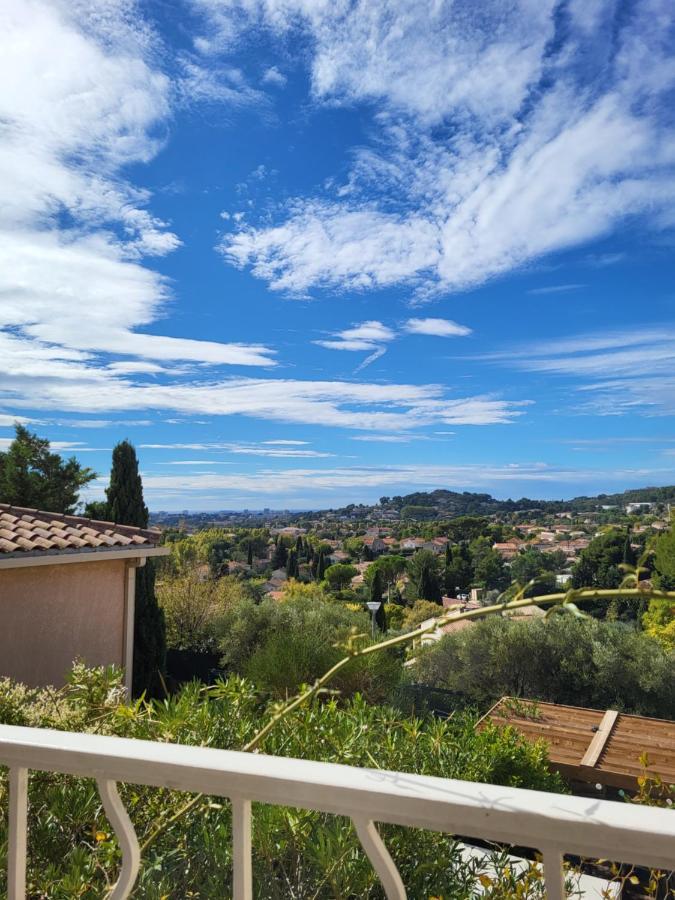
(403, 599, 443, 628)
(157, 574, 253, 652)
(0, 665, 566, 898)
(215, 595, 403, 700)
(412, 614, 675, 718)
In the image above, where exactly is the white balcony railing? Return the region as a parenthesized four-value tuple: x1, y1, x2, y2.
(1, 723, 674, 899)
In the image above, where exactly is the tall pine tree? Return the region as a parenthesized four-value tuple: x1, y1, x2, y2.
(106, 441, 166, 697)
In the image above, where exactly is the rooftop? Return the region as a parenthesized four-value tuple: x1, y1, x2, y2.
(478, 697, 675, 792)
(0, 503, 164, 560)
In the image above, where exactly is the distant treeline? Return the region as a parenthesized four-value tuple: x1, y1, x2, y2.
(334, 485, 675, 519)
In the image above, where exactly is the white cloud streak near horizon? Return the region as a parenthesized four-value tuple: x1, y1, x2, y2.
(212, 0, 675, 297)
(128, 461, 675, 505)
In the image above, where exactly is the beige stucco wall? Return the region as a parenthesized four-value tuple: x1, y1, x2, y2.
(0, 559, 127, 688)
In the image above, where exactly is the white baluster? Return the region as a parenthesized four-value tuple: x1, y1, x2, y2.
(353, 817, 406, 900)
(8, 767, 28, 900)
(542, 847, 565, 900)
(97, 779, 140, 900)
(232, 797, 252, 900)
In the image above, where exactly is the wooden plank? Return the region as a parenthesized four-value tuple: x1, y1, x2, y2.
(580, 709, 619, 769)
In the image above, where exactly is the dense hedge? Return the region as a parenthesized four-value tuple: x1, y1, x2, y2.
(0, 665, 566, 898)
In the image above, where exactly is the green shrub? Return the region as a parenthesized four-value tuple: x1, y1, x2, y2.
(0, 666, 567, 898)
(157, 574, 253, 652)
(412, 614, 675, 718)
(217, 595, 402, 701)
(403, 599, 443, 628)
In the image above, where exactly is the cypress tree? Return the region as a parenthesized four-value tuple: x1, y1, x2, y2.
(370, 569, 387, 632)
(622, 528, 636, 567)
(369, 567, 383, 604)
(316, 549, 328, 580)
(106, 441, 148, 527)
(106, 440, 166, 697)
(247, 541, 254, 566)
(272, 539, 288, 570)
(286, 548, 299, 579)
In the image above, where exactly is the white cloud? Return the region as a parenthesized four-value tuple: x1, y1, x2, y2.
(140, 439, 330, 458)
(404, 318, 472, 337)
(351, 434, 416, 443)
(527, 284, 585, 296)
(136, 460, 675, 507)
(107, 362, 169, 375)
(213, 0, 675, 297)
(495, 325, 675, 416)
(0, 0, 277, 392)
(0, 414, 31, 427)
(262, 65, 287, 87)
(178, 56, 267, 107)
(261, 439, 309, 445)
(315, 339, 379, 352)
(2, 347, 527, 429)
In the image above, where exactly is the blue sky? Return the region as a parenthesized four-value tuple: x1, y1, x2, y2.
(1, 0, 675, 510)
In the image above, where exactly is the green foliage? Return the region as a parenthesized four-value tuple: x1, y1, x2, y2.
(105, 440, 165, 696)
(403, 599, 444, 629)
(0, 666, 566, 898)
(413, 615, 675, 718)
(323, 562, 357, 591)
(82, 499, 110, 520)
(444, 541, 473, 594)
(286, 548, 300, 579)
(106, 440, 148, 527)
(571, 530, 626, 591)
(653, 518, 675, 590)
(400, 504, 437, 520)
(642, 597, 675, 650)
(470, 536, 509, 591)
(208, 539, 230, 577)
(157, 574, 253, 652)
(215, 595, 400, 700)
(407, 549, 442, 603)
(510, 548, 565, 585)
(0, 425, 95, 513)
(364, 554, 407, 592)
(271, 536, 288, 569)
(383, 602, 406, 630)
(342, 535, 364, 558)
(133, 561, 166, 698)
(315, 548, 328, 579)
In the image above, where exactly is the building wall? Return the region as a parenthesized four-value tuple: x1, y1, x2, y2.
(0, 559, 127, 688)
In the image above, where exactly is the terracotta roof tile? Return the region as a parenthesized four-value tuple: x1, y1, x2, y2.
(0, 503, 163, 559)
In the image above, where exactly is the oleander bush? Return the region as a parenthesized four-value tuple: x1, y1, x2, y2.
(0, 664, 568, 899)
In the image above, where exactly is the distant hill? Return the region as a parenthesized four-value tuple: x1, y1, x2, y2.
(368, 486, 675, 519)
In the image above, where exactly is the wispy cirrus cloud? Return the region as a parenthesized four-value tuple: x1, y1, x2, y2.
(141, 440, 332, 458)
(212, 0, 675, 298)
(1, 352, 528, 429)
(493, 325, 675, 416)
(132, 460, 675, 508)
(527, 284, 585, 296)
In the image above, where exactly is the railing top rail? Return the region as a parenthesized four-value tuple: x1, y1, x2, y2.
(1, 724, 673, 871)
